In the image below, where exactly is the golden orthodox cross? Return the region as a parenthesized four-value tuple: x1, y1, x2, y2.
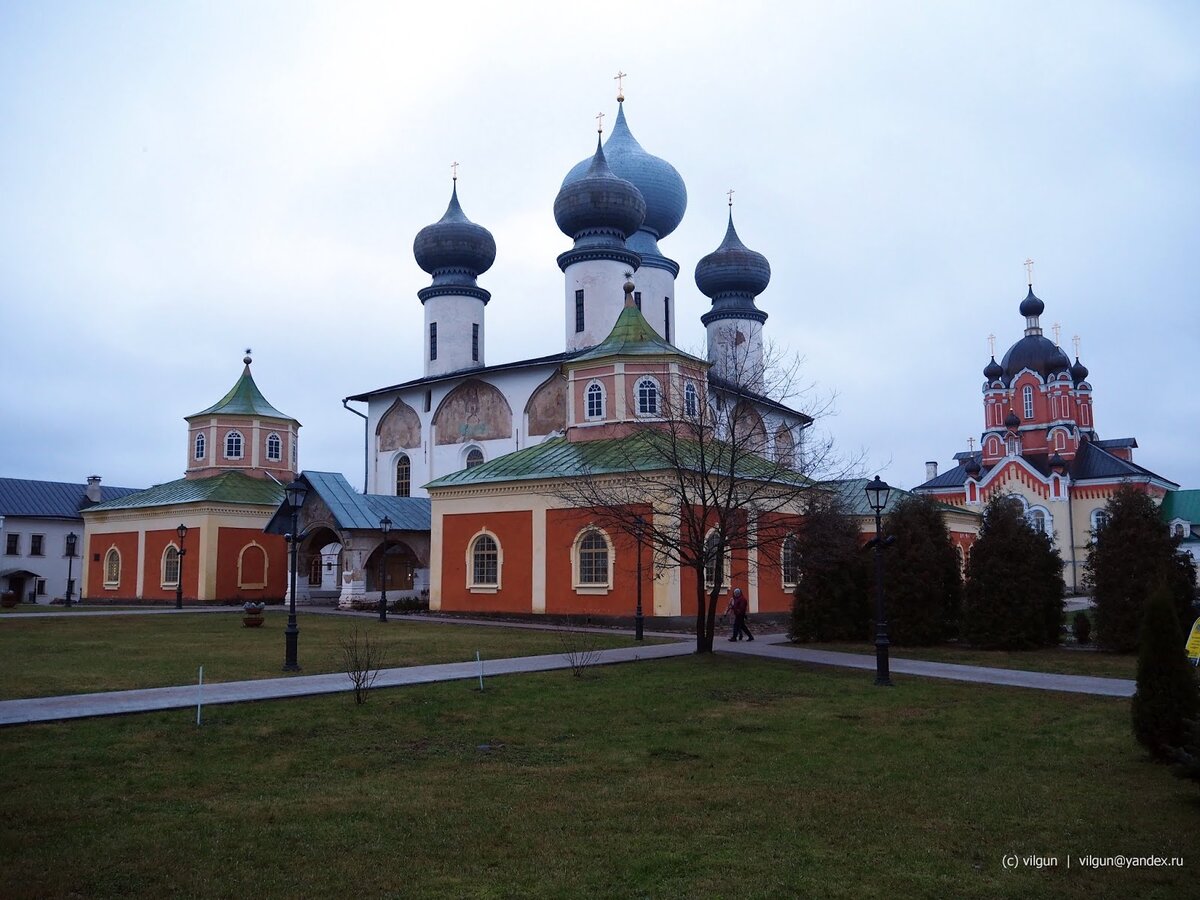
(726, 188, 735, 208)
(1024, 258, 1035, 285)
(451, 161, 459, 182)
(614, 70, 626, 101)
(1073, 334, 1081, 357)
(596, 111, 605, 134)
(1052, 322, 1061, 345)
(987, 333, 996, 356)
(968, 437, 975, 452)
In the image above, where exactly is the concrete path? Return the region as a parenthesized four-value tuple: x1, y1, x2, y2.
(718, 633, 1135, 697)
(0, 641, 694, 726)
(1, 606, 243, 619)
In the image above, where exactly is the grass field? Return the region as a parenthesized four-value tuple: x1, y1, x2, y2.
(0, 612, 664, 699)
(0, 655, 1191, 899)
(792, 640, 1137, 679)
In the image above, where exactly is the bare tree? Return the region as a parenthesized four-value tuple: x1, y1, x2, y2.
(556, 614, 605, 676)
(551, 333, 853, 653)
(340, 625, 388, 704)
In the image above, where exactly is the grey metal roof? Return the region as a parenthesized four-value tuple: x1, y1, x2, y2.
(344, 350, 580, 403)
(0, 478, 142, 519)
(1093, 438, 1138, 450)
(265, 471, 431, 534)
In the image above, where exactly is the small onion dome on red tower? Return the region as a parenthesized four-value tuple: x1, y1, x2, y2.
(1049, 452, 1067, 472)
(965, 455, 982, 477)
(1070, 356, 1089, 383)
(554, 137, 646, 246)
(413, 182, 496, 280)
(983, 356, 1003, 382)
(1004, 410, 1021, 430)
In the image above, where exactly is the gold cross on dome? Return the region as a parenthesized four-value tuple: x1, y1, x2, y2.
(1072, 334, 1081, 356)
(1052, 322, 1061, 345)
(451, 161, 459, 182)
(1024, 258, 1035, 285)
(596, 110, 605, 134)
(987, 333, 996, 356)
(968, 437, 975, 451)
(614, 70, 627, 101)
(726, 188, 735, 208)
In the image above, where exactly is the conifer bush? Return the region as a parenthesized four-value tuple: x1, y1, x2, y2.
(790, 497, 870, 642)
(962, 496, 1064, 649)
(1086, 485, 1197, 652)
(880, 494, 963, 645)
(1131, 586, 1199, 759)
(1072, 610, 1092, 645)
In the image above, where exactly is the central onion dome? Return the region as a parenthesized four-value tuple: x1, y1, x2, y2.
(561, 101, 686, 252)
(1018, 285, 1045, 318)
(1000, 284, 1071, 383)
(554, 138, 646, 246)
(413, 183, 496, 283)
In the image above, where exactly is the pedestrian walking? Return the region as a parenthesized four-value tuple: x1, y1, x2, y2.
(729, 587, 754, 642)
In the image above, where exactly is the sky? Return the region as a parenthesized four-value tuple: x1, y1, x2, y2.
(1, 0, 1197, 493)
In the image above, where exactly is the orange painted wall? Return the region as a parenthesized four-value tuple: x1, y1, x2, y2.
(214, 528, 287, 601)
(440, 510, 533, 613)
(543, 508, 652, 616)
(140, 528, 201, 602)
(86, 532, 139, 600)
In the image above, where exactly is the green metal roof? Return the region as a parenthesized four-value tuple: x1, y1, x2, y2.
(189, 361, 296, 421)
(425, 435, 811, 490)
(830, 478, 980, 520)
(83, 472, 284, 512)
(1162, 489, 1200, 525)
(573, 303, 708, 365)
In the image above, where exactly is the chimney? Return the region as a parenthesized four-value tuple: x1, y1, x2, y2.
(925, 461, 938, 481)
(86, 475, 102, 503)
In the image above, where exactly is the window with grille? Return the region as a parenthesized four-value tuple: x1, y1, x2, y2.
(781, 535, 800, 586)
(30, 535, 44, 557)
(634, 291, 641, 310)
(575, 290, 585, 333)
(5, 534, 18, 555)
(704, 531, 725, 590)
(430, 322, 438, 361)
(664, 298, 670, 342)
(586, 382, 604, 419)
(104, 549, 121, 586)
(225, 431, 244, 459)
(466, 448, 484, 469)
(266, 433, 282, 461)
(636, 378, 660, 416)
(396, 454, 411, 497)
(195, 432, 206, 460)
(684, 381, 698, 417)
(577, 529, 609, 584)
(1023, 386, 1034, 419)
(472, 323, 479, 362)
(471, 535, 499, 586)
(162, 546, 180, 586)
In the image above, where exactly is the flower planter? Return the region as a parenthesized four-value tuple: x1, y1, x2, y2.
(242, 602, 266, 628)
(242, 614, 265, 628)
(1, 592, 18, 609)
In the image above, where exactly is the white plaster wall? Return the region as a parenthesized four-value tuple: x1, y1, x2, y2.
(423, 294, 486, 378)
(706, 319, 764, 388)
(0, 517, 83, 602)
(564, 258, 636, 350)
(630, 265, 677, 344)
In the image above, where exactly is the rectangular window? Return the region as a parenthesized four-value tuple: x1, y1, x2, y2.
(634, 291, 641, 310)
(575, 290, 585, 333)
(30, 535, 44, 557)
(429, 323, 438, 361)
(664, 297, 670, 342)
(472, 323, 479, 362)
(424, 389, 432, 412)
(5, 534, 18, 555)
(36, 578, 46, 596)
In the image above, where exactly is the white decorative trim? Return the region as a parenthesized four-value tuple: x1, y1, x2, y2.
(237, 541, 270, 590)
(466, 528, 502, 593)
(571, 526, 614, 593)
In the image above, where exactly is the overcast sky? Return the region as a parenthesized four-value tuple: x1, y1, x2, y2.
(2, 1, 1197, 493)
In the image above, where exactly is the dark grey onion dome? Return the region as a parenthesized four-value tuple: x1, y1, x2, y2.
(965, 455, 982, 476)
(1019, 286, 1045, 317)
(414, 183, 496, 279)
(1070, 356, 1089, 382)
(1049, 452, 1067, 470)
(554, 138, 646, 246)
(696, 213, 771, 327)
(1005, 410, 1020, 429)
(1000, 334, 1072, 382)
(983, 356, 1003, 381)
(561, 101, 687, 250)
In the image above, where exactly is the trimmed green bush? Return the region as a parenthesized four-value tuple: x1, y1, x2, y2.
(880, 494, 963, 646)
(1072, 610, 1092, 645)
(1132, 586, 1199, 760)
(790, 496, 870, 642)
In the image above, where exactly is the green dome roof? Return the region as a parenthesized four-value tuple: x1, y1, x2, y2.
(188, 355, 297, 422)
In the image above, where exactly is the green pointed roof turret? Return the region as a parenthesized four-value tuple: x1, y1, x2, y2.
(574, 279, 708, 365)
(189, 353, 298, 422)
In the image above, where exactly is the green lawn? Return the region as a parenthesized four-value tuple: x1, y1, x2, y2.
(0, 613, 665, 699)
(792, 640, 1137, 679)
(0, 656, 1192, 899)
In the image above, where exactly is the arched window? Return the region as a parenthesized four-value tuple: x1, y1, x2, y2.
(1090, 508, 1109, 541)
(1054, 430, 1066, 450)
(308, 555, 323, 586)
(466, 447, 484, 469)
(1027, 507, 1049, 535)
(237, 542, 268, 589)
(781, 535, 800, 587)
(955, 545, 966, 579)
(194, 432, 206, 460)
(1022, 386, 1034, 419)
(1005, 435, 1019, 456)
(585, 382, 605, 420)
(225, 431, 244, 459)
(987, 436, 1000, 457)
(104, 548, 121, 587)
(636, 377, 660, 417)
(703, 530, 729, 592)
(395, 454, 411, 497)
(266, 433, 282, 461)
(684, 381, 698, 418)
(576, 529, 610, 586)
(469, 533, 500, 588)
(161, 545, 180, 587)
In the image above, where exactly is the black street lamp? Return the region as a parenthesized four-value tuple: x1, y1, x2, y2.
(864, 475, 893, 687)
(378, 515, 392, 623)
(283, 478, 308, 672)
(175, 524, 188, 610)
(64, 532, 77, 608)
(633, 515, 645, 641)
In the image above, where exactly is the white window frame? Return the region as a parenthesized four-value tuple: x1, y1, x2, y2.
(635, 376, 661, 418)
(1022, 385, 1034, 419)
(29, 534, 44, 557)
(194, 432, 206, 460)
(161, 543, 180, 588)
(684, 381, 698, 418)
(103, 547, 121, 589)
(585, 381, 606, 420)
(225, 430, 244, 460)
(1026, 505, 1052, 537)
(1090, 508, 1109, 541)
(781, 535, 800, 589)
(572, 527, 614, 594)
(395, 453, 411, 498)
(467, 530, 501, 593)
(266, 432, 282, 462)
(703, 529, 731, 594)
(464, 446, 485, 469)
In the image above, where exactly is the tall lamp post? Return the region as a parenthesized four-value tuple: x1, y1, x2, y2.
(378, 515, 392, 623)
(633, 515, 645, 641)
(64, 532, 77, 608)
(864, 476, 893, 687)
(283, 478, 308, 672)
(175, 524, 188, 609)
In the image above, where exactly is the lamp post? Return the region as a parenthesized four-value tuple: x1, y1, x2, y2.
(64, 532, 77, 608)
(175, 524, 188, 609)
(378, 515, 392, 623)
(864, 475, 893, 687)
(633, 515, 645, 641)
(283, 478, 308, 672)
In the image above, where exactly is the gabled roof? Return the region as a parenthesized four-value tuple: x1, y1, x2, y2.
(1093, 437, 1138, 450)
(189, 360, 296, 422)
(84, 472, 284, 513)
(830, 478, 980, 520)
(1162, 490, 1200, 525)
(426, 435, 811, 490)
(573, 303, 705, 364)
(0, 478, 142, 519)
(265, 471, 431, 534)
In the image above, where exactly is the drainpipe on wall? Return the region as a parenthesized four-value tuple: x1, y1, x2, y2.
(342, 399, 369, 494)
(1065, 479, 1078, 594)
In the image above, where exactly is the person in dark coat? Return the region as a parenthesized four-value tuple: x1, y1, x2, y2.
(728, 587, 754, 642)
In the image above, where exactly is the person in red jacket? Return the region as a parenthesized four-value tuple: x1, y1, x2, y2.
(728, 587, 754, 642)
